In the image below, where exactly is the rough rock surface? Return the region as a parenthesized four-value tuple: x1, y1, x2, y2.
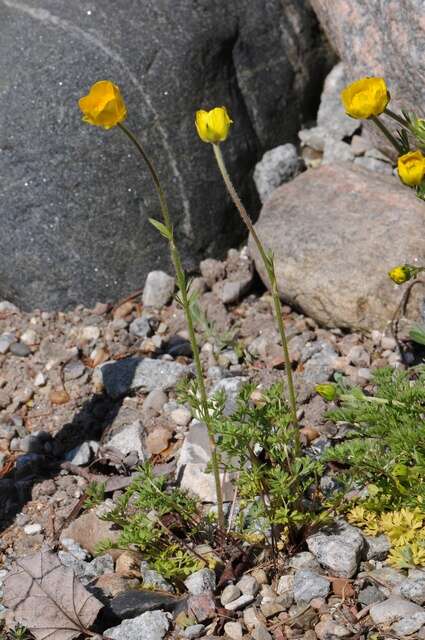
(0, 0, 332, 310)
(250, 163, 425, 330)
(310, 0, 425, 152)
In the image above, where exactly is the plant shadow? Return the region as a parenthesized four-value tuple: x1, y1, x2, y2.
(0, 358, 141, 536)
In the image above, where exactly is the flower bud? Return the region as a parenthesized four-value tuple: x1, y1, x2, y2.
(195, 107, 232, 143)
(340, 77, 389, 119)
(397, 150, 425, 187)
(315, 383, 337, 401)
(79, 80, 127, 129)
(388, 265, 415, 285)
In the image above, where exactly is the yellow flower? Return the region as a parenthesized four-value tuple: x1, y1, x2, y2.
(340, 77, 389, 119)
(79, 80, 127, 129)
(388, 265, 414, 285)
(195, 107, 232, 143)
(397, 150, 425, 187)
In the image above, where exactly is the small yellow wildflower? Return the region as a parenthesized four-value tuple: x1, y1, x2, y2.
(388, 265, 414, 285)
(195, 107, 233, 143)
(340, 77, 389, 119)
(79, 80, 127, 129)
(397, 150, 425, 187)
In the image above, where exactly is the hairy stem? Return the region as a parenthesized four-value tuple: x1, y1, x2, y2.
(212, 144, 299, 443)
(371, 115, 403, 154)
(384, 108, 411, 129)
(118, 123, 225, 529)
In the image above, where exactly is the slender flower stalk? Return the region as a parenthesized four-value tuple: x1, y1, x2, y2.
(117, 123, 225, 529)
(212, 143, 299, 448)
(384, 108, 410, 129)
(371, 116, 403, 154)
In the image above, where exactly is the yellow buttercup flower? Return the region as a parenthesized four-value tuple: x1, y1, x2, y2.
(397, 150, 425, 187)
(79, 80, 127, 129)
(195, 107, 232, 143)
(388, 265, 414, 285)
(341, 77, 389, 119)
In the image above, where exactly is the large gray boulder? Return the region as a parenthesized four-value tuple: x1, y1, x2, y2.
(250, 163, 425, 331)
(0, 0, 332, 310)
(310, 0, 425, 151)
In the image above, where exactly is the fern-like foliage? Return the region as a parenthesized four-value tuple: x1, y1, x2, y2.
(323, 366, 425, 510)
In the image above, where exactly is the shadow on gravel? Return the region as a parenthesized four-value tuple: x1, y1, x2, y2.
(0, 358, 140, 536)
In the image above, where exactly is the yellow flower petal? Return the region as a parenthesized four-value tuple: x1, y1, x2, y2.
(78, 80, 127, 129)
(195, 106, 233, 143)
(340, 77, 389, 119)
(397, 150, 425, 187)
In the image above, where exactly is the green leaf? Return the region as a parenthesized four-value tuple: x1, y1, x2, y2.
(410, 325, 425, 346)
(149, 217, 171, 239)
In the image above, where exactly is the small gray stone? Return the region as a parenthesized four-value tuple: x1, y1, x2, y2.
(251, 624, 273, 640)
(63, 360, 86, 380)
(95, 357, 190, 398)
(364, 534, 390, 560)
(354, 156, 393, 175)
(223, 621, 243, 640)
(400, 577, 425, 605)
(143, 271, 175, 308)
(176, 420, 235, 502)
(141, 563, 174, 593)
(184, 568, 216, 595)
(221, 584, 242, 605)
(183, 624, 205, 639)
(293, 569, 330, 604)
(307, 522, 364, 578)
(236, 574, 260, 596)
(0, 333, 15, 354)
(129, 316, 153, 338)
(9, 341, 30, 357)
(289, 552, 320, 572)
(104, 610, 171, 640)
(224, 593, 255, 611)
(23, 523, 42, 535)
(61, 538, 89, 561)
(370, 596, 425, 626)
(105, 421, 145, 459)
(299, 126, 328, 151)
(209, 376, 248, 416)
(315, 619, 352, 639)
(322, 139, 355, 164)
(254, 144, 300, 203)
(392, 612, 425, 636)
(358, 585, 386, 606)
(65, 440, 99, 466)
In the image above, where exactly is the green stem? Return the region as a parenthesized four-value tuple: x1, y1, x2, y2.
(118, 123, 225, 530)
(212, 143, 299, 444)
(371, 115, 403, 154)
(384, 108, 410, 129)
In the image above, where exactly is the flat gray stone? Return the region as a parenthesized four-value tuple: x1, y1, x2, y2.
(307, 522, 364, 578)
(104, 610, 171, 640)
(94, 357, 189, 398)
(184, 568, 216, 595)
(370, 596, 425, 626)
(316, 62, 359, 140)
(293, 569, 330, 604)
